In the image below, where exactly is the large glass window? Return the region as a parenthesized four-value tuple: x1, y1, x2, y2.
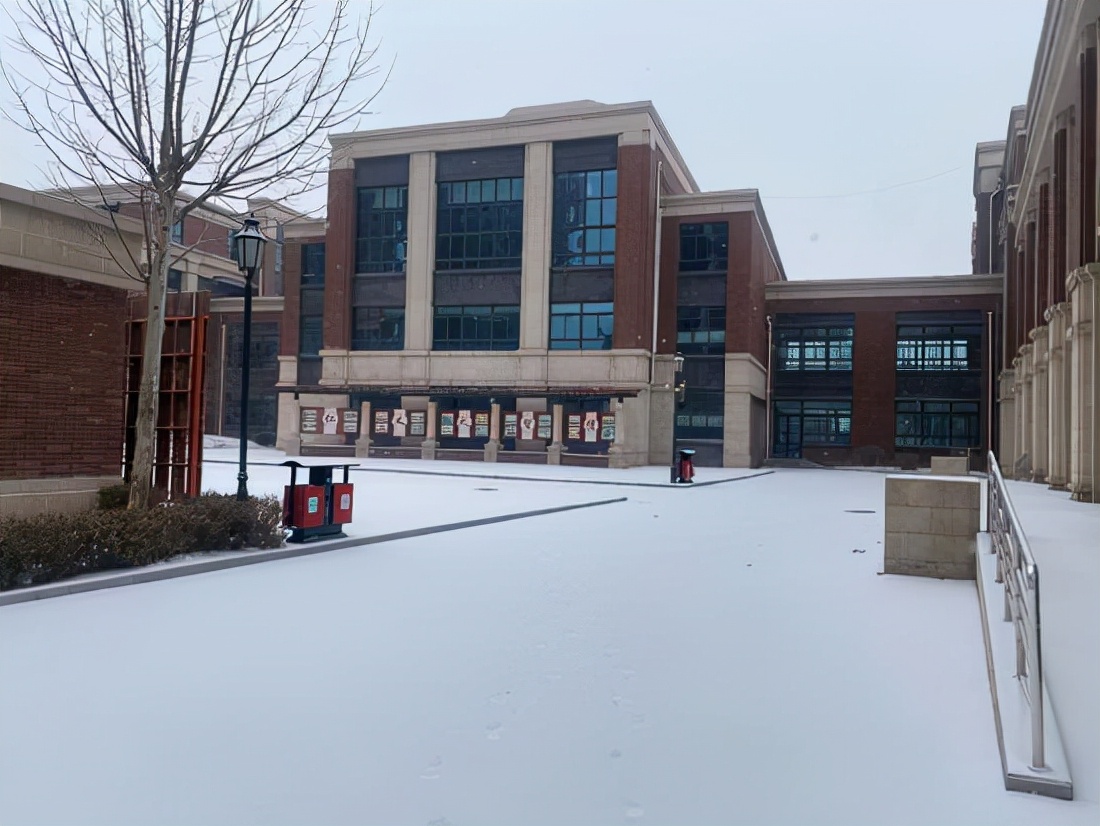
(433, 305, 519, 351)
(896, 323, 982, 371)
(436, 178, 523, 270)
(773, 400, 852, 458)
(352, 307, 405, 351)
(777, 327, 853, 371)
(679, 222, 729, 271)
(550, 302, 614, 350)
(301, 243, 325, 285)
(677, 306, 726, 354)
(552, 169, 617, 267)
(895, 400, 980, 447)
(356, 186, 407, 273)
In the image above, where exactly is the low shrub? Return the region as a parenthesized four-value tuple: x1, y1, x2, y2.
(0, 493, 284, 591)
(97, 484, 131, 510)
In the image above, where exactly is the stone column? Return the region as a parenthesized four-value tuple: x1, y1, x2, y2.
(354, 401, 372, 458)
(1030, 326, 1050, 482)
(1018, 345, 1034, 478)
(997, 369, 1016, 470)
(1046, 304, 1070, 488)
(276, 392, 302, 456)
(484, 402, 502, 462)
(520, 142, 553, 351)
(405, 151, 437, 351)
(1068, 266, 1097, 501)
(724, 354, 767, 468)
(547, 403, 564, 465)
(421, 400, 438, 460)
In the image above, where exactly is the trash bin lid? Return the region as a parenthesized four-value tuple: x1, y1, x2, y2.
(280, 459, 360, 469)
(679, 449, 696, 457)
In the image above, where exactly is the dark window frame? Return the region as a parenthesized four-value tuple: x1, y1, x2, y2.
(301, 243, 326, 286)
(777, 326, 854, 371)
(896, 323, 982, 372)
(435, 177, 524, 271)
(773, 400, 852, 458)
(552, 169, 617, 268)
(895, 399, 980, 448)
(351, 306, 405, 351)
(549, 301, 614, 350)
(432, 304, 520, 351)
(676, 306, 726, 354)
(679, 222, 729, 272)
(356, 185, 408, 274)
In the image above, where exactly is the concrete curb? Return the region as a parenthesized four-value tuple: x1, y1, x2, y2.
(0, 496, 629, 607)
(203, 458, 775, 489)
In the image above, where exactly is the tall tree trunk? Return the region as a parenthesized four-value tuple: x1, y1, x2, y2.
(128, 206, 172, 509)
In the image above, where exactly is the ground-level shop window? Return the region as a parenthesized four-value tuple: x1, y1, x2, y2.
(895, 400, 979, 447)
(773, 400, 852, 459)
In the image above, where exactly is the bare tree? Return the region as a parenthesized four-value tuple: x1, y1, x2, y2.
(2, 0, 386, 508)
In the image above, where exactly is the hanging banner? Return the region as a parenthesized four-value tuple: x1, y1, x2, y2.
(322, 407, 340, 435)
(583, 412, 599, 443)
(567, 414, 582, 441)
(457, 409, 473, 439)
(300, 407, 320, 434)
(503, 413, 518, 438)
(410, 411, 426, 436)
(391, 409, 408, 437)
(601, 414, 616, 441)
(475, 411, 490, 438)
(537, 413, 552, 440)
(518, 411, 536, 440)
(440, 412, 455, 437)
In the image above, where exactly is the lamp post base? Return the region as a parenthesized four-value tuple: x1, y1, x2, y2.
(236, 471, 249, 501)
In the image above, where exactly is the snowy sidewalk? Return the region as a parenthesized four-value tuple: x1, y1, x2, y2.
(1, 469, 1097, 825)
(1004, 480, 1100, 806)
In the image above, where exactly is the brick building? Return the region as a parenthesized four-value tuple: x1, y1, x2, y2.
(977, 0, 1100, 503)
(0, 184, 137, 515)
(275, 100, 784, 467)
(764, 275, 1001, 467)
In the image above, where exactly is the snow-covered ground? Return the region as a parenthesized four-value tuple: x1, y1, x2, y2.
(1, 460, 1097, 825)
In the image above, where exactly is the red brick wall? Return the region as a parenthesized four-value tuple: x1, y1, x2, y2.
(324, 168, 355, 350)
(613, 143, 658, 350)
(0, 268, 129, 480)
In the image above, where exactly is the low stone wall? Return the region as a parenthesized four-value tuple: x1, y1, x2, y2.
(0, 475, 121, 518)
(930, 456, 970, 476)
(884, 475, 981, 579)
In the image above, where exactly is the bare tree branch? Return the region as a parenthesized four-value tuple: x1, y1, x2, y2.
(1, 0, 388, 507)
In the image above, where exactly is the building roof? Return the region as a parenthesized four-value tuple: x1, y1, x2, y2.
(765, 273, 1003, 301)
(329, 100, 700, 194)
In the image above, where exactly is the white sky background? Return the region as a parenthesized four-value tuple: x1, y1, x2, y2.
(0, 0, 1045, 279)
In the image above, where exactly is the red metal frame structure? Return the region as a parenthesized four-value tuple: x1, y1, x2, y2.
(123, 291, 210, 499)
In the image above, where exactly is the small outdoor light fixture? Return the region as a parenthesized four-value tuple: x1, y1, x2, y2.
(234, 213, 269, 501)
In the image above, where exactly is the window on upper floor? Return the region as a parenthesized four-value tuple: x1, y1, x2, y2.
(433, 305, 519, 351)
(352, 307, 404, 351)
(552, 169, 617, 267)
(777, 326, 853, 371)
(301, 243, 325, 286)
(170, 220, 183, 244)
(549, 302, 613, 350)
(676, 306, 726, 355)
(167, 268, 183, 293)
(896, 323, 982, 371)
(356, 185, 407, 273)
(435, 178, 523, 270)
(679, 222, 729, 272)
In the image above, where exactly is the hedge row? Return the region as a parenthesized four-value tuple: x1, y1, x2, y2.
(0, 493, 285, 591)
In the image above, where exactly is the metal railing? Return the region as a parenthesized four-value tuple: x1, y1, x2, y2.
(986, 451, 1047, 771)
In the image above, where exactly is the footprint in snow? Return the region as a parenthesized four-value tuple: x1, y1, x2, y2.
(486, 722, 503, 740)
(420, 756, 443, 780)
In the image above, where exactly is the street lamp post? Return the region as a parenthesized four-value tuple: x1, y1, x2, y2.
(670, 352, 685, 483)
(234, 214, 269, 501)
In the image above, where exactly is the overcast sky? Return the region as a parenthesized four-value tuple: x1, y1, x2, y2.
(0, 0, 1045, 280)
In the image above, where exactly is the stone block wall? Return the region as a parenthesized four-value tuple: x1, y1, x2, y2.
(884, 476, 981, 579)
